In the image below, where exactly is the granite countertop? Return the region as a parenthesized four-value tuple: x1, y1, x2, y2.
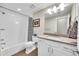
(37, 35, 77, 46)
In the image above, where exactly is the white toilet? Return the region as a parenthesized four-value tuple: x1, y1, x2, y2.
(25, 41, 36, 54)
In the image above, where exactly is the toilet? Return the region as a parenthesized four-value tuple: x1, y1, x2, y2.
(25, 41, 36, 54)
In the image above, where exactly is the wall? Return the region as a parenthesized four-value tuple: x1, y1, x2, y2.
(33, 9, 46, 35)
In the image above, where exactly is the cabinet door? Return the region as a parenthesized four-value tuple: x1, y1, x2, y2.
(50, 47, 64, 56)
(38, 39, 77, 56)
(49, 45, 75, 56)
(44, 39, 77, 56)
(38, 39, 49, 56)
(50, 47, 71, 56)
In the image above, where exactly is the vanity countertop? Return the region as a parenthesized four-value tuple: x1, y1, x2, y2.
(37, 35, 77, 46)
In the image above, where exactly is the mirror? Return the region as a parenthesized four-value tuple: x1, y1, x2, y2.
(44, 3, 78, 39)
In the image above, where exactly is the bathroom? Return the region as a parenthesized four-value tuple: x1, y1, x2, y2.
(0, 3, 79, 56)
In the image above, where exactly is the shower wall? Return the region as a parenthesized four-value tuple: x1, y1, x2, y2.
(0, 6, 31, 55)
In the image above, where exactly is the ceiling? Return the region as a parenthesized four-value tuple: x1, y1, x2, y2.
(0, 3, 53, 16)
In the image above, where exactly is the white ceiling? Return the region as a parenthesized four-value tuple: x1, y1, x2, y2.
(0, 3, 53, 17)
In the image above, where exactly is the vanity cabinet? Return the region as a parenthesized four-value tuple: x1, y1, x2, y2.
(38, 38, 77, 56)
(38, 39, 49, 56)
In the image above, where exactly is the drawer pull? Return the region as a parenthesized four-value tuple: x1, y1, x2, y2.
(48, 47, 50, 52)
(52, 48, 53, 53)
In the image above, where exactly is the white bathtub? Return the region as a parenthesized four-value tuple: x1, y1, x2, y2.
(1, 42, 25, 56)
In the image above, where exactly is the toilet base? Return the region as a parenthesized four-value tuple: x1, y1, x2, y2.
(25, 46, 36, 54)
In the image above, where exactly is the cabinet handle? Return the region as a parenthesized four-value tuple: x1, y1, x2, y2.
(48, 47, 51, 52)
(52, 48, 53, 53)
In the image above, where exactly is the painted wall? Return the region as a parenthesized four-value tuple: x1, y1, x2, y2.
(33, 9, 46, 35)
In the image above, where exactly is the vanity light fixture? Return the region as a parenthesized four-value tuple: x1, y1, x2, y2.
(47, 3, 65, 15)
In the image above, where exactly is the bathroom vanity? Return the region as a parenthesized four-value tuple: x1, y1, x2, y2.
(33, 35, 78, 56)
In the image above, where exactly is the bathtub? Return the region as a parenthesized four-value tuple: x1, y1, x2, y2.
(1, 42, 25, 56)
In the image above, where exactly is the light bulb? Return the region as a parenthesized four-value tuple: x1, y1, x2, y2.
(17, 8, 21, 11)
(16, 21, 19, 24)
(59, 3, 64, 11)
(52, 6, 57, 13)
(47, 9, 52, 15)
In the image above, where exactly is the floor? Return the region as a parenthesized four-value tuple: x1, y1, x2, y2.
(13, 48, 38, 56)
